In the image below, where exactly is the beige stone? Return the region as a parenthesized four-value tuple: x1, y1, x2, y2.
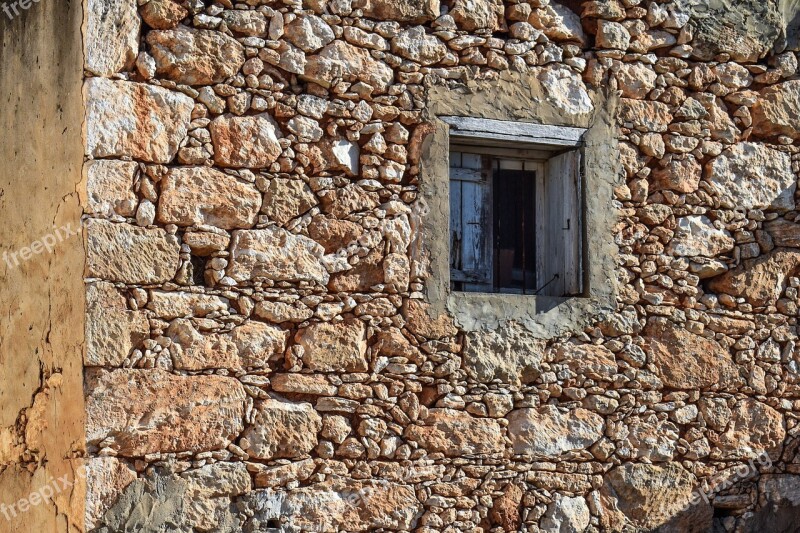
(86, 282, 149, 367)
(230, 321, 289, 368)
(284, 14, 335, 53)
(644, 317, 740, 390)
(83, 160, 139, 217)
(241, 398, 322, 459)
(405, 408, 504, 456)
(765, 218, 800, 247)
(358, 0, 439, 22)
(619, 99, 673, 132)
(210, 113, 283, 169)
(529, 4, 585, 44)
(168, 319, 240, 371)
(555, 343, 617, 381)
(139, 0, 188, 30)
(707, 248, 800, 307)
(463, 323, 546, 385)
(752, 80, 800, 140)
(303, 41, 394, 93)
(86, 219, 181, 284)
(451, 0, 501, 31)
(507, 406, 604, 456)
(391, 26, 447, 65)
(295, 318, 369, 372)
(402, 299, 458, 339)
(652, 155, 702, 193)
(667, 215, 735, 257)
(710, 398, 785, 460)
(313, 138, 360, 176)
(146, 290, 230, 319)
(307, 216, 363, 253)
(271, 373, 337, 396)
(227, 228, 329, 284)
(221, 10, 268, 36)
(262, 178, 318, 225)
(146, 25, 245, 85)
(85, 369, 246, 456)
(615, 62, 657, 98)
(85, 0, 140, 76)
(84, 457, 138, 531)
(182, 231, 231, 256)
(157, 166, 261, 229)
(84, 78, 193, 163)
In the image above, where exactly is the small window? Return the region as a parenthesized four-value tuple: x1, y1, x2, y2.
(445, 118, 584, 298)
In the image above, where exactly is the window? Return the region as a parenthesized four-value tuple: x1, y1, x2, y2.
(445, 117, 584, 298)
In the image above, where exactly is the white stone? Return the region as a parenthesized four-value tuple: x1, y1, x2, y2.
(540, 495, 591, 533)
(539, 66, 594, 116)
(708, 143, 796, 210)
(85, 0, 140, 76)
(667, 216, 735, 257)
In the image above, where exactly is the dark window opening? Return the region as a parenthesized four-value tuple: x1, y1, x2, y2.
(449, 146, 583, 298)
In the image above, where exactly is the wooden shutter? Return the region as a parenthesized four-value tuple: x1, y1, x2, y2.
(450, 152, 492, 291)
(539, 150, 583, 297)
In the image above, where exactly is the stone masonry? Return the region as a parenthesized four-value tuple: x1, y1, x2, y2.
(76, 0, 800, 531)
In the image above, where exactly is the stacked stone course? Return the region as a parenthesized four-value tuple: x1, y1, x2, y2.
(81, 0, 800, 531)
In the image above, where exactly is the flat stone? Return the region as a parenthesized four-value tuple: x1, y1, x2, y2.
(402, 299, 458, 339)
(707, 248, 800, 307)
(83, 160, 139, 218)
(84, 78, 193, 163)
(254, 458, 316, 488)
(85, 0, 140, 76)
(463, 323, 546, 385)
(146, 291, 229, 319)
(507, 406, 604, 456)
(157, 166, 261, 229)
(765, 218, 800, 248)
(230, 321, 289, 368)
(554, 343, 618, 381)
(295, 318, 368, 373)
(210, 113, 283, 169)
(146, 25, 245, 85)
(405, 408, 504, 456)
(86, 282, 149, 367)
(667, 215, 735, 257)
(752, 80, 800, 140)
(182, 231, 231, 256)
(709, 398, 785, 460)
(304, 41, 394, 93)
(240, 398, 322, 460)
(358, 0, 439, 22)
(167, 319, 240, 371)
(262, 178, 318, 225)
(391, 26, 447, 65)
(707, 143, 795, 211)
(599, 462, 712, 531)
(86, 219, 181, 284)
(238, 476, 422, 531)
(85, 369, 246, 456)
(226, 228, 329, 285)
(643, 317, 740, 390)
(271, 374, 337, 396)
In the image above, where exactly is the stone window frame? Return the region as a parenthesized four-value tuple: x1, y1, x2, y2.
(419, 87, 621, 340)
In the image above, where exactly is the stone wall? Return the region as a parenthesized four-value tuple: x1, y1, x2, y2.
(0, 1, 87, 532)
(80, 0, 800, 531)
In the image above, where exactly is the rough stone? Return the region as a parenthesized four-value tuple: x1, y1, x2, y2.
(667, 216, 735, 257)
(146, 26, 246, 85)
(643, 317, 739, 390)
(358, 0, 439, 23)
(146, 291, 229, 319)
(285, 15, 335, 53)
(530, 4, 586, 44)
(262, 178, 318, 225)
(86, 219, 181, 284)
(707, 143, 795, 211)
(84, 78, 193, 163)
(221, 10, 268, 36)
(84, 457, 138, 531)
(651, 155, 702, 193)
(83, 160, 139, 218)
(539, 66, 594, 116)
(226, 228, 329, 285)
(391, 26, 447, 65)
(450, 0, 500, 31)
(295, 319, 369, 372)
(210, 113, 284, 169)
(490, 483, 523, 532)
(85, 369, 246, 456)
(707, 248, 800, 307)
(765, 218, 800, 248)
(554, 343, 618, 381)
(752, 80, 800, 140)
(463, 322, 546, 385)
(85, 0, 140, 76)
(139, 0, 188, 30)
(240, 398, 322, 459)
(405, 409, 504, 456)
(619, 99, 673, 132)
(304, 41, 394, 93)
(86, 282, 149, 367)
(157, 167, 262, 229)
(709, 398, 785, 460)
(507, 406, 604, 456)
(540, 495, 591, 533)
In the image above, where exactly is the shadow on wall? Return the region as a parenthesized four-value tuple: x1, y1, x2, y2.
(782, 0, 800, 51)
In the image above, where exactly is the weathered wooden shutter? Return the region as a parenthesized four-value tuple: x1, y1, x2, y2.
(450, 152, 492, 291)
(539, 150, 583, 297)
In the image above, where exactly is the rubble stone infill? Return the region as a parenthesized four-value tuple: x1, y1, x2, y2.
(80, 0, 800, 531)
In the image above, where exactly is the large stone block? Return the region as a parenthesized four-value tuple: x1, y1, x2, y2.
(707, 248, 800, 307)
(85, 0, 140, 76)
(405, 408, 504, 456)
(709, 398, 785, 460)
(240, 398, 322, 460)
(84, 457, 137, 531)
(226, 228, 329, 285)
(86, 219, 181, 284)
(83, 160, 139, 217)
(643, 317, 740, 390)
(303, 41, 394, 93)
(667, 215, 735, 257)
(463, 323, 545, 385)
(86, 282, 149, 367)
(210, 114, 283, 169)
(752, 80, 800, 140)
(707, 143, 795, 211)
(146, 25, 245, 85)
(357, 0, 439, 23)
(84, 78, 193, 163)
(85, 369, 246, 456)
(157, 167, 262, 229)
(261, 178, 318, 226)
(295, 318, 368, 372)
(507, 406, 604, 456)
